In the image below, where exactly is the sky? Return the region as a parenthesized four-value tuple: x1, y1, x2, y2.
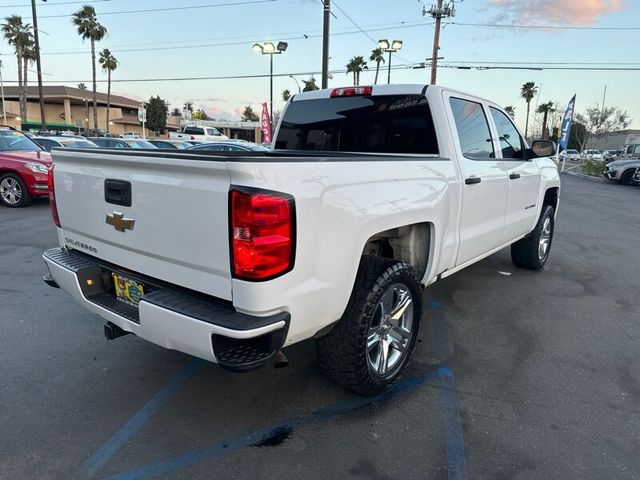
(0, 0, 638, 131)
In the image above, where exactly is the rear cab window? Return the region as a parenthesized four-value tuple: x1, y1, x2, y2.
(275, 94, 439, 155)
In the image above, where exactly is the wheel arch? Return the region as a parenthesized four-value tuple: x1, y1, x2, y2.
(543, 186, 559, 212)
(360, 222, 433, 284)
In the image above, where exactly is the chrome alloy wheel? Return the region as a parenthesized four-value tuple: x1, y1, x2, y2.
(538, 216, 552, 260)
(366, 283, 414, 377)
(0, 177, 22, 206)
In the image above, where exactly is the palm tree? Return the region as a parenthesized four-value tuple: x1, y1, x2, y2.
(77, 82, 87, 90)
(369, 48, 385, 85)
(282, 89, 291, 101)
(520, 81, 538, 139)
(536, 101, 555, 139)
(99, 48, 117, 133)
(301, 76, 319, 92)
(346, 56, 368, 85)
(2, 15, 33, 123)
(72, 5, 107, 132)
(504, 105, 515, 119)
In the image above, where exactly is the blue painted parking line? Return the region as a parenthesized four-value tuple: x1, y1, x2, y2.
(430, 301, 468, 480)
(82, 358, 206, 478)
(102, 366, 448, 480)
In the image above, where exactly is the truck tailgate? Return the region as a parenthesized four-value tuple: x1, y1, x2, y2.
(51, 149, 232, 300)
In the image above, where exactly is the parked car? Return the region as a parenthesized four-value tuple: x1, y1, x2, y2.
(603, 144, 640, 184)
(169, 124, 229, 142)
(581, 149, 602, 160)
(147, 139, 191, 149)
(602, 150, 619, 162)
(120, 132, 140, 139)
(186, 141, 269, 152)
(43, 84, 560, 395)
(0, 126, 51, 207)
(89, 138, 158, 149)
(33, 136, 98, 152)
(559, 149, 580, 162)
(82, 129, 112, 138)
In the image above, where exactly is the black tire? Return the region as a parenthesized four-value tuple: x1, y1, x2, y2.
(620, 169, 636, 185)
(315, 256, 423, 396)
(0, 173, 32, 208)
(511, 205, 555, 270)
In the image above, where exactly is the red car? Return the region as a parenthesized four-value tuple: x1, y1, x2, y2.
(0, 127, 52, 207)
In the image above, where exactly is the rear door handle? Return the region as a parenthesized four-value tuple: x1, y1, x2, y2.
(509, 173, 521, 180)
(465, 177, 482, 185)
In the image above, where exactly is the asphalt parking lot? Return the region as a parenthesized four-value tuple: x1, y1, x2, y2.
(1, 175, 639, 480)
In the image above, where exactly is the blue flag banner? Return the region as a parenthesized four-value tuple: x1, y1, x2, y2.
(559, 94, 576, 151)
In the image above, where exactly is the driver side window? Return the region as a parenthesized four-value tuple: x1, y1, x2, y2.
(490, 107, 525, 160)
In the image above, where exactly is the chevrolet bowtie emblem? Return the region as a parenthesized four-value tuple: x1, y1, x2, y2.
(106, 212, 135, 232)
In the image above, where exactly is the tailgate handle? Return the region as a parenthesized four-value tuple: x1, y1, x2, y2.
(104, 179, 132, 207)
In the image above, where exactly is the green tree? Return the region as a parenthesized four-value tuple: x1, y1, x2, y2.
(520, 81, 538, 139)
(241, 105, 259, 122)
(145, 96, 168, 134)
(171, 107, 181, 117)
(346, 55, 368, 85)
(191, 108, 210, 120)
(504, 105, 515, 119)
(98, 48, 117, 133)
(72, 5, 107, 131)
(2, 15, 33, 122)
(573, 105, 631, 151)
(536, 101, 555, 139)
(369, 48, 385, 85)
(282, 89, 291, 101)
(301, 76, 319, 92)
(77, 82, 87, 90)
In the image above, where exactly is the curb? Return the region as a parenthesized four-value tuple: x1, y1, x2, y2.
(561, 170, 605, 182)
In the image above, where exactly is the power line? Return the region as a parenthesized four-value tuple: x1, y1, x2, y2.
(37, 22, 428, 56)
(3, 63, 640, 85)
(39, 0, 278, 19)
(452, 21, 640, 31)
(0, 0, 110, 6)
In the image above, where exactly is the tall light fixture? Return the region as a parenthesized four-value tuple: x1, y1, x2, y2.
(252, 41, 288, 126)
(378, 39, 403, 85)
(31, 0, 47, 131)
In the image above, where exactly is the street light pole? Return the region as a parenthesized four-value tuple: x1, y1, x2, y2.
(269, 53, 273, 126)
(378, 39, 403, 85)
(0, 60, 6, 124)
(31, 0, 47, 131)
(289, 75, 301, 93)
(252, 41, 287, 130)
(321, 0, 331, 89)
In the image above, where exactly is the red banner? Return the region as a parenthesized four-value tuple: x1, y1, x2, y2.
(261, 102, 272, 144)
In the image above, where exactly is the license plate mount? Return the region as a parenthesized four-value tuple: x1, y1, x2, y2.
(112, 272, 145, 307)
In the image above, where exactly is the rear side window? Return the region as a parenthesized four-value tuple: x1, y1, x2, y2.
(275, 95, 439, 154)
(450, 98, 494, 160)
(184, 127, 204, 135)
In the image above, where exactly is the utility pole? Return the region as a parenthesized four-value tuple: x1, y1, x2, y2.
(31, 0, 47, 131)
(0, 60, 6, 124)
(425, 1, 456, 85)
(321, 0, 330, 89)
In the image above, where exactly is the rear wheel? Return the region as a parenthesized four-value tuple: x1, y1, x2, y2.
(511, 205, 554, 270)
(0, 173, 32, 208)
(316, 257, 422, 396)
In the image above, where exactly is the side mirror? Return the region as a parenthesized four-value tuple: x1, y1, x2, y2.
(531, 140, 556, 158)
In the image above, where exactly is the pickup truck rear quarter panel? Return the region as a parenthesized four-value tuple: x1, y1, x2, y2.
(227, 158, 460, 345)
(53, 150, 233, 300)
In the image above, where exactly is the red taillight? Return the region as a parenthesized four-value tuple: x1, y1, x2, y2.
(230, 188, 294, 280)
(330, 86, 373, 97)
(48, 164, 60, 227)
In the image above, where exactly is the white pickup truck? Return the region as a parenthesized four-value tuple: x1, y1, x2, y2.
(43, 85, 560, 395)
(169, 124, 228, 142)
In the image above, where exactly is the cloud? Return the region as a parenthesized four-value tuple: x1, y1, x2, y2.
(487, 0, 623, 26)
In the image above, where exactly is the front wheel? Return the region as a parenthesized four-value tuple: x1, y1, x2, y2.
(316, 257, 422, 396)
(511, 205, 555, 270)
(620, 169, 636, 185)
(0, 173, 32, 208)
